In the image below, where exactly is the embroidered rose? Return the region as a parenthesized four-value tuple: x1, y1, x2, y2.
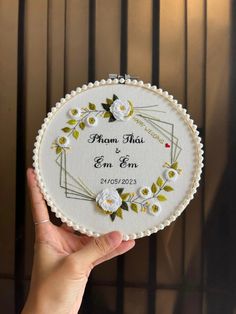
(57, 136, 70, 148)
(147, 199, 161, 216)
(164, 168, 178, 182)
(68, 108, 82, 119)
(138, 186, 153, 199)
(110, 99, 134, 121)
(85, 115, 98, 127)
(96, 188, 122, 213)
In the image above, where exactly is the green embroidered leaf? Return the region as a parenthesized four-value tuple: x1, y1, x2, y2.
(73, 130, 79, 139)
(156, 176, 164, 187)
(171, 161, 178, 170)
(67, 119, 77, 125)
(121, 193, 129, 201)
(151, 183, 157, 193)
(113, 94, 118, 101)
(106, 98, 113, 105)
(104, 111, 112, 118)
(116, 208, 123, 219)
(62, 127, 71, 133)
(163, 185, 174, 192)
(110, 212, 116, 222)
(157, 194, 167, 201)
(120, 201, 128, 211)
(102, 103, 111, 111)
(116, 188, 124, 195)
(130, 203, 138, 213)
(109, 115, 116, 122)
(79, 122, 85, 130)
(56, 146, 62, 154)
(88, 102, 96, 110)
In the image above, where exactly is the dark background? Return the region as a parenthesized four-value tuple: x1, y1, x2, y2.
(0, 0, 235, 313)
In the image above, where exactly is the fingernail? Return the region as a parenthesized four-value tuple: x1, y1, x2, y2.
(107, 231, 122, 246)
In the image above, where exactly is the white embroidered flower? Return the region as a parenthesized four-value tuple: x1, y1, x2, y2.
(138, 186, 153, 199)
(164, 168, 178, 182)
(147, 199, 161, 216)
(96, 188, 122, 213)
(57, 136, 70, 148)
(110, 99, 134, 121)
(68, 108, 82, 119)
(85, 115, 98, 127)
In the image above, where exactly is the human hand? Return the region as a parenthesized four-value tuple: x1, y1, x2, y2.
(22, 168, 135, 314)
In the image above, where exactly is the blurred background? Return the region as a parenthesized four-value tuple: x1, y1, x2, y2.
(0, 0, 235, 313)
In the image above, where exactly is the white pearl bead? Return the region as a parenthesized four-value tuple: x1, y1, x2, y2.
(82, 84, 87, 90)
(107, 78, 112, 84)
(138, 80, 143, 86)
(71, 90, 76, 96)
(126, 79, 131, 84)
(113, 78, 118, 84)
(123, 235, 129, 241)
(88, 82, 93, 88)
(76, 87, 82, 93)
(60, 98, 66, 103)
(146, 83, 151, 88)
(120, 78, 125, 84)
(65, 94, 71, 99)
(94, 81, 99, 86)
(133, 79, 137, 84)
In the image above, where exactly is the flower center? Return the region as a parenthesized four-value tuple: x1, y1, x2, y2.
(71, 109, 78, 115)
(120, 104, 126, 111)
(59, 137, 66, 144)
(89, 117, 95, 124)
(152, 204, 159, 213)
(142, 188, 149, 195)
(106, 199, 114, 205)
(168, 170, 175, 178)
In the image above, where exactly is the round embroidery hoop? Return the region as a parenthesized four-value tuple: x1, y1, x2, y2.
(33, 78, 203, 240)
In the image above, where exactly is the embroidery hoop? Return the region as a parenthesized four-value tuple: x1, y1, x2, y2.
(33, 78, 204, 240)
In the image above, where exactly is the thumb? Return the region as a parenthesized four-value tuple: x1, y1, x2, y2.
(71, 231, 123, 270)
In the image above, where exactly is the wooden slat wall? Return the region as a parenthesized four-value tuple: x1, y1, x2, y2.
(0, 0, 232, 313)
(0, 0, 18, 310)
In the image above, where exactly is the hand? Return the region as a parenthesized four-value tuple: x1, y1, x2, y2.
(22, 168, 135, 314)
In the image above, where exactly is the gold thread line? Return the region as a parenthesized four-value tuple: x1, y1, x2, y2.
(55, 159, 95, 198)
